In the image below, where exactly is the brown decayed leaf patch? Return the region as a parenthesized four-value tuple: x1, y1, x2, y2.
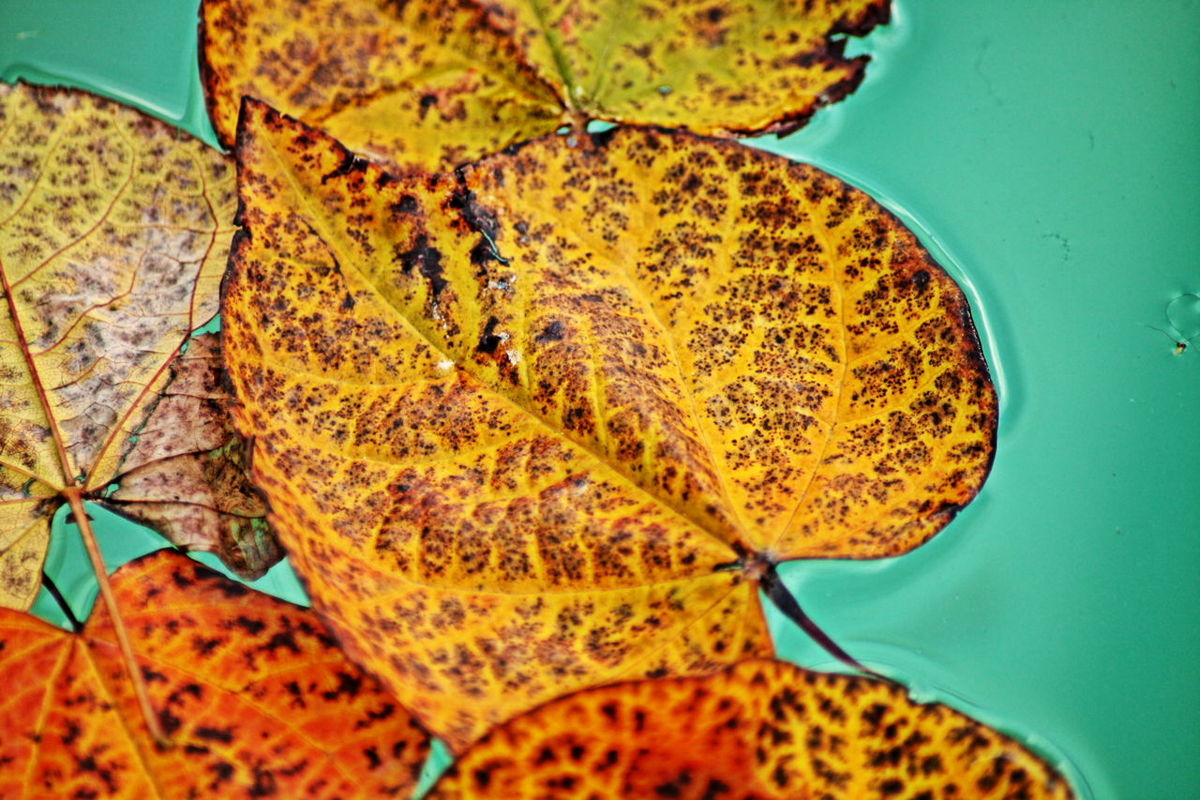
(103, 332, 280, 580)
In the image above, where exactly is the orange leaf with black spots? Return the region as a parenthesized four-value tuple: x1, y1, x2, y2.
(430, 659, 1074, 799)
(100, 332, 282, 581)
(0, 83, 237, 609)
(221, 100, 996, 749)
(0, 549, 430, 799)
(199, 0, 889, 173)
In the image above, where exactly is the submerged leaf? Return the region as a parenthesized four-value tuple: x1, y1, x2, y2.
(430, 659, 1074, 799)
(0, 83, 236, 608)
(200, 0, 889, 172)
(222, 101, 996, 748)
(0, 550, 430, 799)
(103, 332, 281, 580)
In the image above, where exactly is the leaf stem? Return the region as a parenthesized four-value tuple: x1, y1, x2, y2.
(41, 570, 83, 633)
(0, 258, 76, 486)
(567, 110, 589, 135)
(527, 0, 581, 109)
(64, 487, 171, 747)
(760, 564, 892, 683)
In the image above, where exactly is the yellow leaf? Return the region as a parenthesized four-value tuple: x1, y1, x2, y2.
(200, 0, 567, 172)
(0, 83, 237, 608)
(200, 0, 889, 173)
(430, 659, 1074, 799)
(222, 100, 996, 748)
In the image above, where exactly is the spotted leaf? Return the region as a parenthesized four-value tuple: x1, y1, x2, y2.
(0, 549, 430, 799)
(430, 659, 1073, 799)
(101, 332, 281, 580)
(222, 101, 996, 748)
(479, 0, 890, 134)
(200, 0, 889, 173)
(0, 83, 236, 608)
(200, 0, 565, 173)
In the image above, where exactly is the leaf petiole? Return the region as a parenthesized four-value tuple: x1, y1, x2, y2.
(760, 564, 893, 684)
(40, 571, 83, 634)
(63, 487, 171, 747)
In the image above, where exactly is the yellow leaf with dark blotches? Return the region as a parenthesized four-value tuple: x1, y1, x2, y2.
(222, 100, 996, 749)
(200, 0, 565, 173)
(101, 332, 282, 580)
(0, 83, 236, 609)
(0, 549, 430, 799)
(200, 0, 889, 173)
(429, 659, 1074, 799)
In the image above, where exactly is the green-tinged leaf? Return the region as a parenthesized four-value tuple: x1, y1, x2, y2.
(200, 0, 564, 173)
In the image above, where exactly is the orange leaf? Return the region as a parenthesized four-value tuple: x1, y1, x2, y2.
(200, 0, 889, 173)
(430, 659, 1074, 799)
(221, 101, 996, 748)
(0, 549, 429, 799)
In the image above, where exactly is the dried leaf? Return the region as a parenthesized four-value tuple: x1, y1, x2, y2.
(430, 659, 1073, 799)
(222, 101, 996, 748)
(200, 0, 889, 172)
(102, 332, 281, 580)
(0, 83, 236, 608)
(0, 549, 430, 798)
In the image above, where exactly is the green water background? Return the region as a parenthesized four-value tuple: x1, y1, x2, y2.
(1, 1, 1197, 797)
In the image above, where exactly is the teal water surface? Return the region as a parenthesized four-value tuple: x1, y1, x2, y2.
(1, 2, 1196, 798)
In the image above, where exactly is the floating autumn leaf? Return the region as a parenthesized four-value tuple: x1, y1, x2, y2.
(0, 549, 430, 798)
(222, 100, 996, 749)
(101, 332, 281, 580)
(430, 659, 1073, 799)
(200, 0, 564, 173)
(476, 0, 889, 133)
(200, 0, 889, 172)
(0, 82, 238, 610)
